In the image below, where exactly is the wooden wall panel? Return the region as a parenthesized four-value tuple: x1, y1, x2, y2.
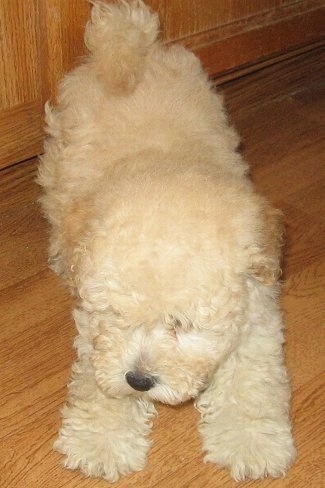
(0, 0, 40, 108)
(0, 0, 42, 168)
(0, 102, 43, 169)
(39, 0, 90, 103)
(0, 0, 90, 169)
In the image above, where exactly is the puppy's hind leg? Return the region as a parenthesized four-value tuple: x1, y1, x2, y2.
(85, 0, 160, 95)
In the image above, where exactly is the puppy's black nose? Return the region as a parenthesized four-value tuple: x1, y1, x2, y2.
(125, 371, 156, 391)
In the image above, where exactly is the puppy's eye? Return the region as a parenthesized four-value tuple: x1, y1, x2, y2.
(173, 318, 182, 328)
(165, 314, 192, 331)
(165, 314, 181, 327)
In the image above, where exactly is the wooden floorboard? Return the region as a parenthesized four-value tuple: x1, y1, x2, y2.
(0, 47, 324, 487)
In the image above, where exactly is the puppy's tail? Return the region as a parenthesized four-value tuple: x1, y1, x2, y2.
(85, 0, 160, 95)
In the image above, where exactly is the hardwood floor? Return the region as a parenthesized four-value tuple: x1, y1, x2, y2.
(1, 47, 324, 488)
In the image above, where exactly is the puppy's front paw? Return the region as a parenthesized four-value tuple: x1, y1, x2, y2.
(54, 395, 155, 482)
(201, 419, 296, 480)
(54, 426, 148, 482)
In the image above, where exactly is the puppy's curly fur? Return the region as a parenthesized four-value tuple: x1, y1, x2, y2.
(38, 0, 296, 482)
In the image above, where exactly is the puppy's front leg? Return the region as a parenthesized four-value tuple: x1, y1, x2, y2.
(54, 356, 155, 482)
(196, 286, 296, 481)
(54, 308, 155, 482)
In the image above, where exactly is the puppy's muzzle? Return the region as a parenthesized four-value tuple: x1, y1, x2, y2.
(125, 370, 156, 391)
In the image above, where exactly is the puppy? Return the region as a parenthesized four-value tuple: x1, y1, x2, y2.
(38, 0, 296, 482)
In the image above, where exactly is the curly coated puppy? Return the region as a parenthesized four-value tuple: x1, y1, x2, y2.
(38, 0, 296, 482)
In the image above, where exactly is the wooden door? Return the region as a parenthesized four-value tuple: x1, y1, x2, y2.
(0, 0, 42, 169)
(0, 0, 89, 170)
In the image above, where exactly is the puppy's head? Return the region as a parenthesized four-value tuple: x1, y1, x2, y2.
(76, 273, 246, 405)
(69, 158, 283, 404)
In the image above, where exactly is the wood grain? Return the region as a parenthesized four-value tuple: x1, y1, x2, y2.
(0, 0, 42, 169)
(39, 0, 90, 103)
(0, 0, 40, 108)
(0, 0, 90, 169)
(0, 48, 324, 487)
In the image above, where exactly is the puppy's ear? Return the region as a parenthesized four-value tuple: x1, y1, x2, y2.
(248, 201, 284, 285)
(59, 201, 95, 292)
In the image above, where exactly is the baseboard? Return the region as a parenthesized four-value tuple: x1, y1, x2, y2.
(178, 2, 325, 77)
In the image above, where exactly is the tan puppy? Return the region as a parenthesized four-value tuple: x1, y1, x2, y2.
(38, 0, 296, 482)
